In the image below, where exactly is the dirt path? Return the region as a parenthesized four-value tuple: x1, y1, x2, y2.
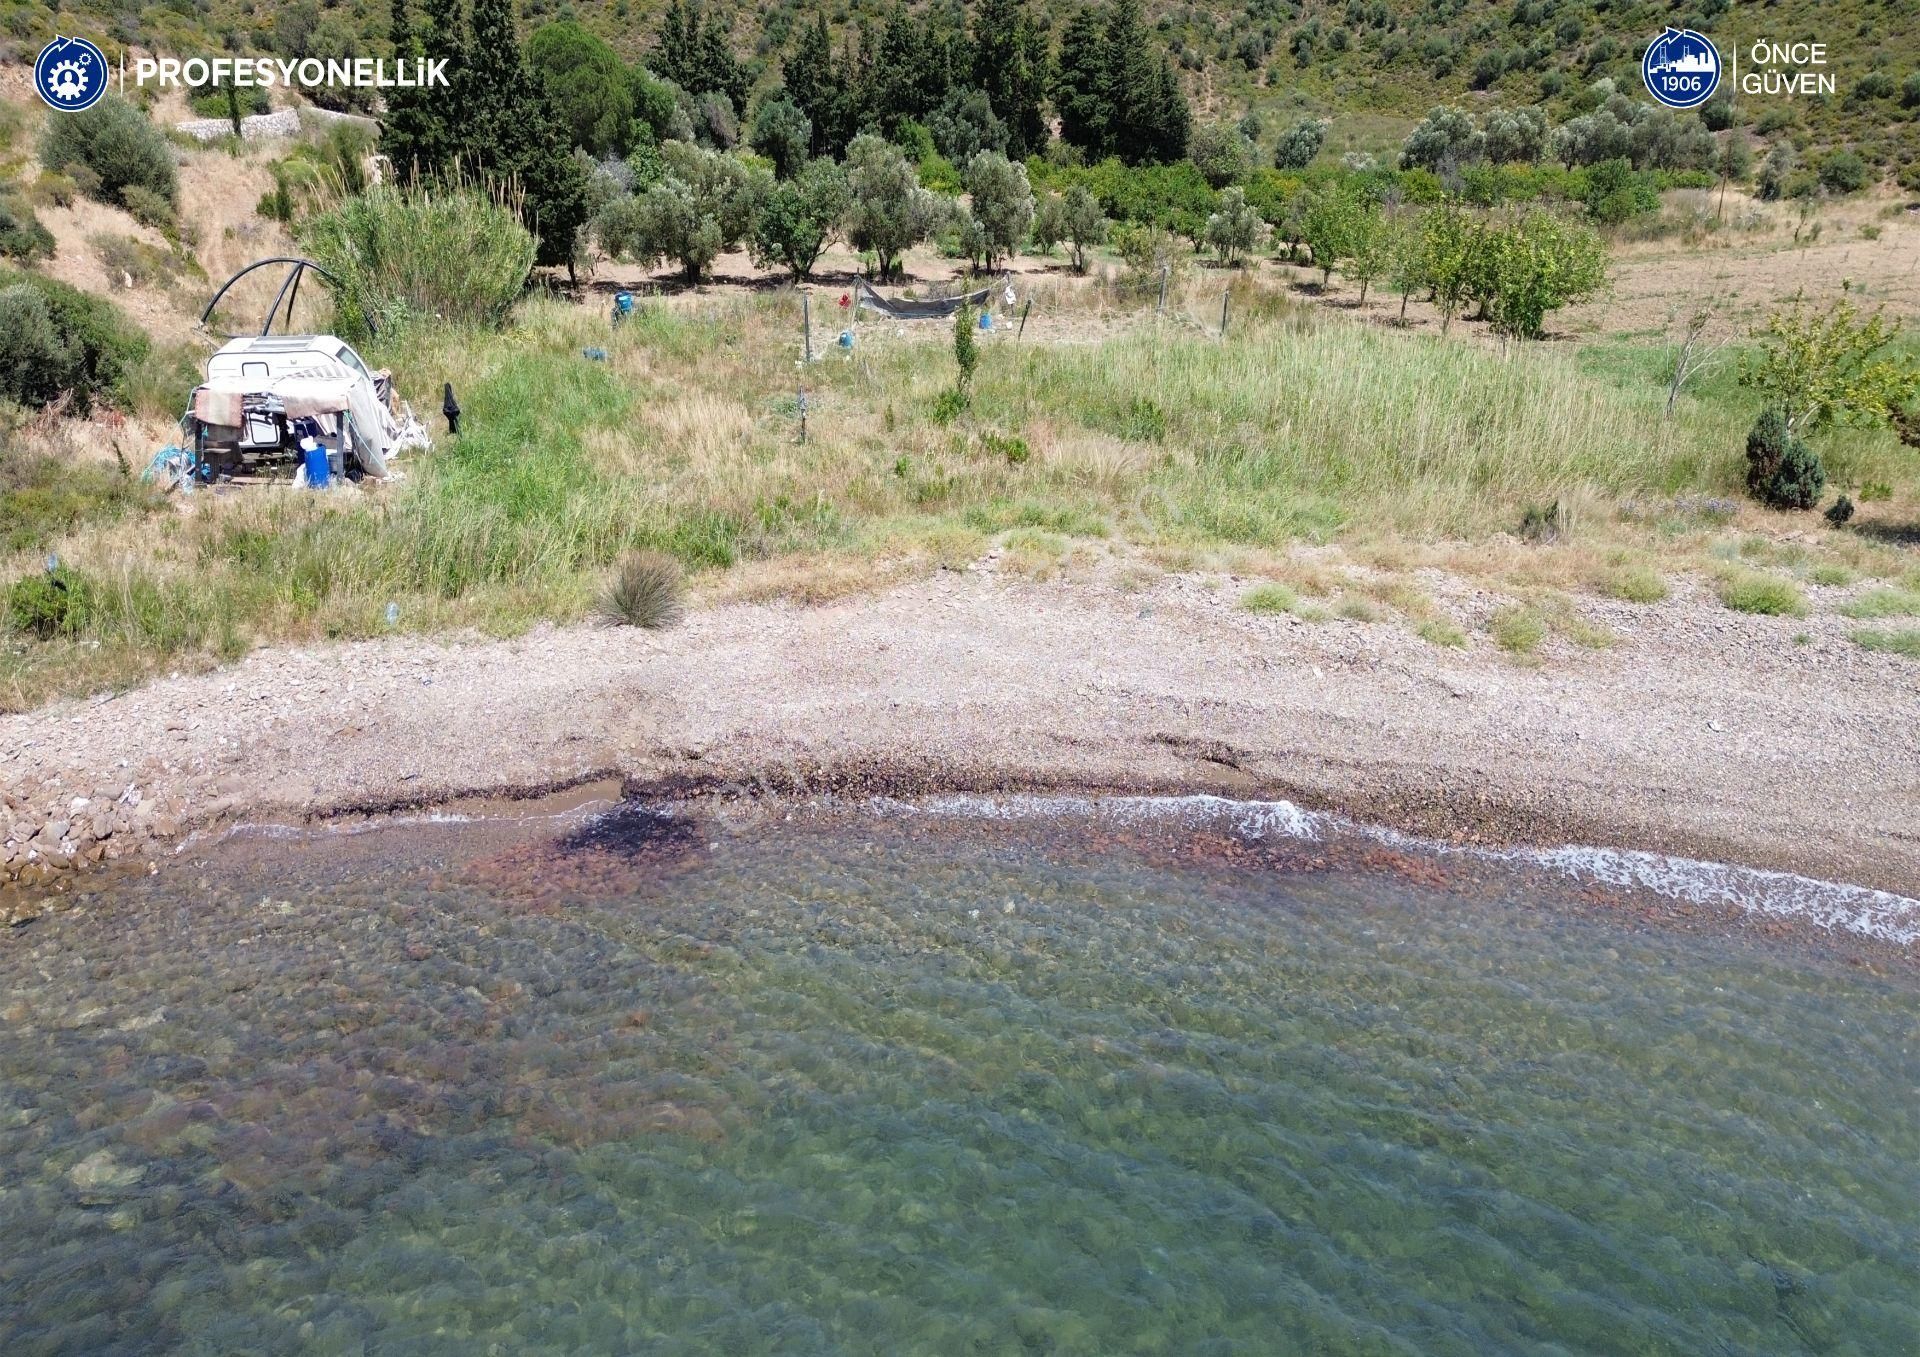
(4, 562, 1917, 902)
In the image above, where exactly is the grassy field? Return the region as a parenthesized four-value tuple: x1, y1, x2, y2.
(5, 269, 1918, 710)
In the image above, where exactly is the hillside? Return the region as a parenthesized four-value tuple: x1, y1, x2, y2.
(8, 0, 1919, 172)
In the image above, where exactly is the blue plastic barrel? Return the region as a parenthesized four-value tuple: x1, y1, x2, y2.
(304, 441, 330, 489)
(978, 310, 993, 330)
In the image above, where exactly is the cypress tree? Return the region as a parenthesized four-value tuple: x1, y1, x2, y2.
(783, 14, 836, 156)
(657, 0, 695, 91)
(381, 0, 468, 180)
(1144, 56, 1189, 162)
(463, 0, 590, 273)
(971, 0, 1049, 159)
(1054, 5, 1108, 156)
(1101, 0, 1157, 164)
(694, 8, 750, 116)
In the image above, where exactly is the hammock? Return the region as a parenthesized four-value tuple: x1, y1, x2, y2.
(853, 277, 992, 320)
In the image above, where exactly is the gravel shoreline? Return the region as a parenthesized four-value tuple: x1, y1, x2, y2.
(4, 564, 1917, 915)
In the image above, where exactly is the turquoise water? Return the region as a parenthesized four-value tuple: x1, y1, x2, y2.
(1, 799, 1916, 1355)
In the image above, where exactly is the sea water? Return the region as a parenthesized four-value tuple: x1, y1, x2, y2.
(0, 798, 1915, 1355)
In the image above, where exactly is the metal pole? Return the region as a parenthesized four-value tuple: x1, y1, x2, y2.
(1220, 289, 1230, 338)
(798, 386, 807, 443)
(1017, 298, 1032, 339)
(1157, 265, 1169, 315)
(803, 291, 812, 364)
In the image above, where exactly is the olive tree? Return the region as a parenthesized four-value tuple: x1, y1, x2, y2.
(844, 133, 942, 281)
(1204, 186, 1269, 266)
(748, 94, 812, 180)
(964, 151, 1035, 271)
(597, 141, 769, 282)
(749, 157, 849, 279)
(1272, 119, 1326, 170)
(1057, 185, 1109, 273)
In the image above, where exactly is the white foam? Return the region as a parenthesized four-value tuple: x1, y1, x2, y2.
(879, 793, 1920, 947)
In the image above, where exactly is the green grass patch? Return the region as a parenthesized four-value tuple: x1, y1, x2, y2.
(1851, 629, 1920, 658)
(1417, 618, 1467, 648)
(1839, 588, 1920, 620)
(1601, 565, 1667, 604)
(1241, 582, 1301, 614)
(1716, 571, 1808, 617)
(1491, 605, 1546, 658)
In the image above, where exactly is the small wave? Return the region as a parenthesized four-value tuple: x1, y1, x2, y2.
(881, 793, 1920, 947)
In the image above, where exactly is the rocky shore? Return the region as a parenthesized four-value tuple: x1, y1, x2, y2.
(4, 564, 1917, 920)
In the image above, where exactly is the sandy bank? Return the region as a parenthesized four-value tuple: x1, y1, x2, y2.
(3, 563, 1917, 905)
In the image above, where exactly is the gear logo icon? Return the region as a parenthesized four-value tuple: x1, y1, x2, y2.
(34, 36, 109, 113)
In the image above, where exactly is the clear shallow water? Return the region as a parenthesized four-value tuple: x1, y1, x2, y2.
(1, 800, 1917, 1356)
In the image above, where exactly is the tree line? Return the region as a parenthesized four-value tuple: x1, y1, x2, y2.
(377, 0, 1195, 273)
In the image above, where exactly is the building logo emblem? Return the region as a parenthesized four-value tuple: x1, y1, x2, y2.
(35, 36, 110, 112)
(1642, 27, 1721, 109)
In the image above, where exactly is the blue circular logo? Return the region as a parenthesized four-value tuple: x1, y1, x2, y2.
(1642, 27, 1721, 109)
(35, 35, 110, 113)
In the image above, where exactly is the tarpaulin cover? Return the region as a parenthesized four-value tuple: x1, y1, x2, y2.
(852, 278, 992, 319)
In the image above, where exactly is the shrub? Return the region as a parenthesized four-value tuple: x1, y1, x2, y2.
(0, 267, 148, 412)
(1824, 495, 1855, 526)
(597, 551, 684, 628)
(119, 184, 176, 233)
(1743, 406, 1826, 510)
(1518, 499, 1567, 542)
(1817, 150, 1870, 195)
(0, 194, 54, 261)
(1241, 583, 1301, 613)
(1273, 119, 1326, 170)
(37, 95, 179, 210)
(6, 565, 94, 640)
(31, 171, 79, 208)
(930, 387, 968, 424)
(298, 184, 536, 333)
(1716, 570, 1807, 616)
(982, 432, 1030, 464)
(1491, 605, 1546, 656)
(953, 302, 980, 394)
(92, 233, 188, 290)
(1603, 565, 1668, 603)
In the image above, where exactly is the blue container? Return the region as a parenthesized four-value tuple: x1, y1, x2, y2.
(978, 310, 993, 330)
(614, 291, 634, 314)
(304, 441, 330, 489)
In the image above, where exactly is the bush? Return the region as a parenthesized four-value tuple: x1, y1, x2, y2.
(6, 566, 94, 640)
(31, 171, 79, 208)
(1824, 495, 1855, 526)
(1603, 565, 1668, 603)
(298, 184, 536, 334)
(1717, 570, 1808, 616)
(1743, 406, 1826, 510)
(0, 268, 148, 412)
(119, 184, 176, 233)
(1273, 120, 1326, 170)
(37, 95, 179, 211)
(0, 194, 54, 261)
(1241, 583, 1301, 614)
(597, 551, 683, 628)
(1491, 605, 1545, 656)
(1817, 150, 1870, 195)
